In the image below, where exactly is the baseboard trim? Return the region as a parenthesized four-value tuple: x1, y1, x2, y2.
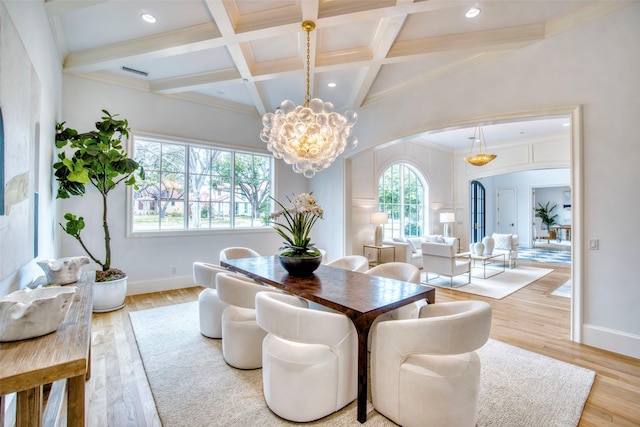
(127, 275, 196, 296)
(582, 324, 640, 359)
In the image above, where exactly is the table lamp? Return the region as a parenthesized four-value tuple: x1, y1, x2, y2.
(370, 212, 388, 246)
(440, 212, 455, 237)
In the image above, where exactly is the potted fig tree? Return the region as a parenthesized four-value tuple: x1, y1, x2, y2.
(535, 201, 558, 243)
(54, 110, 144, 312)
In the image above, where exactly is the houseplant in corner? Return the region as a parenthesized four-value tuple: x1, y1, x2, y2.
(54, 110, 144, 312)
(269, 193, 324, 276)
(535, 201, 558, 243)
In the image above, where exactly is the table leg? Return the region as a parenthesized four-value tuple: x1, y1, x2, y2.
(355, 322, 371, 423)
(67, 374, 85, 427)
(16, 386, 42, 427)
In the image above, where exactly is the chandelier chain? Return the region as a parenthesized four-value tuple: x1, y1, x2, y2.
(304, 24, 311, 106)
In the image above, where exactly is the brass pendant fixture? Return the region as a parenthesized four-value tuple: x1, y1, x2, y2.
(464, 126, 497, 166)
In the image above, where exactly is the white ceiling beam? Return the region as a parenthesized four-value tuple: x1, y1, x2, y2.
(44, 0, 108, 17)
(204, 0, 267, 115)
(64, 23, 223, 73)
(349, 14, 407, 108)
(150, 68, 242, 94)
(388, 23, 546, 58)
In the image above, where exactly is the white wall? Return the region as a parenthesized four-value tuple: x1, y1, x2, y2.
(59, 75, 308, 293)
(345, 4, 640, 358)
(349, 141, 455, 256)
(0, 1, 62, 296)
(477, 169, 571, 247)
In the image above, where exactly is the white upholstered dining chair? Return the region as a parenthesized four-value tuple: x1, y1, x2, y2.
(219, 246, 260, 262)
(326, 255, 369, 272)
(365, 262, 425, 319)
(370, 300, 492, 427)
(255, 291, 357, 422)
(215, 272, 279, 369)
(192, 262, 229, 339)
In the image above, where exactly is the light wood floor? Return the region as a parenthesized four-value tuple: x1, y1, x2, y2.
(86, 261, 640, 426)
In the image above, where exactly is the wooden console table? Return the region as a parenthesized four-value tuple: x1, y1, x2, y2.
(0, 276, 93, 427)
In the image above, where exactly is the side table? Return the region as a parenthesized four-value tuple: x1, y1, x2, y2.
(0, 273, 93, 427)
(363, 244, 395, 267)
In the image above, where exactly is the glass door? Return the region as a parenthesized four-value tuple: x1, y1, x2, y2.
(470, 180, 486, 244)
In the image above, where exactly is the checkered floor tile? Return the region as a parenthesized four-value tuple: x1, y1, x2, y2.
(517, 247, 571, 265)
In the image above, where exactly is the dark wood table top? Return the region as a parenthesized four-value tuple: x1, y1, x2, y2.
(221, 255, 435, 322)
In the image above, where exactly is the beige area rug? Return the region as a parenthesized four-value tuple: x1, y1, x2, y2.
(130, 301, 595, 427)
(421, 265, 553, 299)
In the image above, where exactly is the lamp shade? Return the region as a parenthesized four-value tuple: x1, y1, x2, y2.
(440, 212, 455, 223)
(370, 212, 388, 225)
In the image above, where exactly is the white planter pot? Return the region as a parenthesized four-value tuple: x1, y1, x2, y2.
(92, 276, 127, 313)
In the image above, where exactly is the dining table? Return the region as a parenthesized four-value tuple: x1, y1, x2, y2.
(220, 255, 435, 424)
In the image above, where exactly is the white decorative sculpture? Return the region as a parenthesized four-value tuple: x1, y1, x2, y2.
(37, 256, 90, 285)
(0, 286, 78, 342)
(474, 242, 485, 256)
(482, 236, 495, 256)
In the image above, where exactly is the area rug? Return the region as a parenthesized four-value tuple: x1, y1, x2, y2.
(130, 301, 595, 427)
(552, 279, 572, 298)
(421, 265, 553, 299)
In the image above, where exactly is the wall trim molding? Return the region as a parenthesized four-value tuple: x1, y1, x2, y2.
(128, 275, 196, 296)
(582, 323, 640, 360)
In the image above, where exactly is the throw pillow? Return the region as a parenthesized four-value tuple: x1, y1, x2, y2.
(392, 236, 406, 243)
(424, 234, 445, 243)
(407, 237, 424, 253)
(493, 233, 513, 249)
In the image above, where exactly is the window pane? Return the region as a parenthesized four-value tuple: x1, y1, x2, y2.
(159, 172, 185, 230)
(234, 153, 271, 227)
(131, 136, 272, 234)
(378, 163, 426, 240)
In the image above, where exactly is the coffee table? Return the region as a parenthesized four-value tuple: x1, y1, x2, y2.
(457, 252, 506, 278)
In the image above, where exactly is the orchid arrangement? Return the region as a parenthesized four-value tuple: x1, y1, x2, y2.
(269, 193, 324, 257)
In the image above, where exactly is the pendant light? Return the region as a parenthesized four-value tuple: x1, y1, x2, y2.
(259, 21, 358, 178)
(464, 126, 497, 166)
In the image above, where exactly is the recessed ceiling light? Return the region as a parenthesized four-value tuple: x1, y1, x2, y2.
(465, 7, 481, 19)
(563, 123, 571, 127)
(141, 13, 157, 23)
(328, 82, 337, 88)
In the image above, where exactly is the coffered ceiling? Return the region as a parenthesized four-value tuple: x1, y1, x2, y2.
(45, 0, 628, 122)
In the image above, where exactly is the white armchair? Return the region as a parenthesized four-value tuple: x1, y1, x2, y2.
(384, 235, 458, 269)
(491, 233, 519, 267)
(422, 242, 470, 286)
(255, 292, 357, 422)
(371, 301, 492, 427)
(193, 262, 229, 339)
(326, 255, 369, 272)
(219, 247, 260, 262)
(216, 272, 280, 369)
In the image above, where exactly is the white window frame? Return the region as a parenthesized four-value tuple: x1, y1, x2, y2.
(126, 132, 274, 237)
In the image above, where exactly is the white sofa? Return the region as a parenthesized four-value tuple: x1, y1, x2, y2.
(491, 233, 519, 268)
(383, 235, 459, 269)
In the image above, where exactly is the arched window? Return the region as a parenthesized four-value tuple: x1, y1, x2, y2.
(378, 164, 427, 240)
